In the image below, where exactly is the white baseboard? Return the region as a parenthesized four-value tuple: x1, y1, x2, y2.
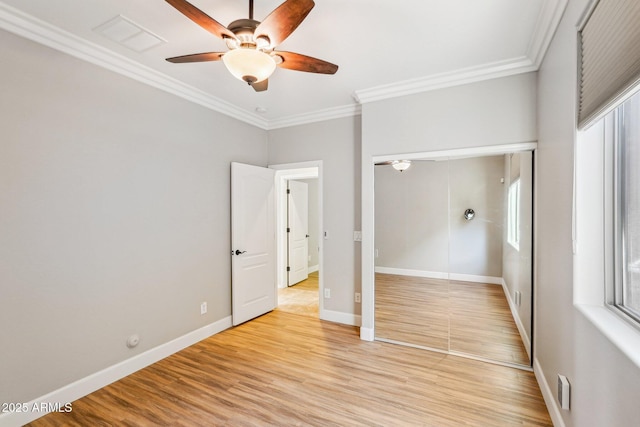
(360, 327, 374, 341)
(375, 266, 502, 285)
(449, 272, 503, 285)
(308, 264, 319, 273)
(534, 358, 566, 427)
(321, 309, 361, 327)
(501, 279, 532, 358)
(0, 316, 232, 427)
(375, 267, 448, 280)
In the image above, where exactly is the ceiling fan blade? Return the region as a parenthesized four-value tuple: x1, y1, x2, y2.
(165, 0, 236, 40)
(375, 161, 394, 166)
(254, 0, 315, 47)
(251, 79, 269, 92)
(275, 51, 338, 74)
(166, 52, 225, 63)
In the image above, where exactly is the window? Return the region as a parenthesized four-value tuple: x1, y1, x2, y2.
(614, 90, 640, 323)
(507, 178, 520, 250)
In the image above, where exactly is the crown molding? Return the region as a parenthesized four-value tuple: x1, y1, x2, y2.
(0, 2, 268, 129)
(0, 0, 567, 129)
(353, 0, 567, 106)
(267, 103, 361, 130)
(353, 56, 537, 105)
(526, 0, 569, 67)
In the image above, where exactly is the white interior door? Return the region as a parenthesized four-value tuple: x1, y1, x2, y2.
(231, 162, 276, 326)
(287, 180, 309, 286)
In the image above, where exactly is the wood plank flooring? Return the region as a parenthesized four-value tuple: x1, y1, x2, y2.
(449, 280, 529, 365)
(277, 271, 319, 317)
(375, 274, 529, 366)
(375, 274, 450, 350)
(28, 310, 551, 426)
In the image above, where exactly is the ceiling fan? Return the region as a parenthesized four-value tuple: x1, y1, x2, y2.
(164, 0, 338, 92)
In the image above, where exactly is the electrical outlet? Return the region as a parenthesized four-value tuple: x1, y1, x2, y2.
(515, 291, 521, 306)
(200, 302, 207, 315)
(353, 231, 362, 241)
(324, 288, 331, 299)
(355, 292, 361, 303)
(375, 249, 379, 258)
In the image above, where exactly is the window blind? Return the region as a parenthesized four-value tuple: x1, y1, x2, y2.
(578, 0, 640, 129)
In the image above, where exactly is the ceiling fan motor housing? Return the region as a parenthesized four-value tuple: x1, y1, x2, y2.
(225, 19, 270, 50)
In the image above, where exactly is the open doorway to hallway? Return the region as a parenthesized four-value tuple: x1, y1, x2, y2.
(270, 161, 323, 319)
(277, 271, 319, 317)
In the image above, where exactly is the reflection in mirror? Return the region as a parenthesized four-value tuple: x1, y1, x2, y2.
(374, 160, 450, 351)
(374, 151, 533, 368)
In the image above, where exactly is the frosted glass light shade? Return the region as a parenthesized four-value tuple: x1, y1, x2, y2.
(392, 160, 411, 171)
(222, 48, 276, 84)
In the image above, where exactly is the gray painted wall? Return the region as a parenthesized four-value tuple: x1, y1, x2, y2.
(537, 0, 640, 425)
(0, 30, 267, 404)
(268, 116, 362, 316)
(374, 161, 450, 273)
(502, 152, 533, 344)
(449, 156, 504, 277)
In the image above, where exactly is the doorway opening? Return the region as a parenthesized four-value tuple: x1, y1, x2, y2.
(270, 161, 323, 318)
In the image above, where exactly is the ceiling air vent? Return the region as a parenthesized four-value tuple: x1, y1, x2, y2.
(94, 15, 165, 53)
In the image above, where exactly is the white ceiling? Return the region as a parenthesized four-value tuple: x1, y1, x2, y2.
(0, 0, 567, 129)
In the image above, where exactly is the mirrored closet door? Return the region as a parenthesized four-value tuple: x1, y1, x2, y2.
(374, 151, 533, 368)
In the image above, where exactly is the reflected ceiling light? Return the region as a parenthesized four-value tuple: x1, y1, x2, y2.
(222, 47, 277, 84)
(392, 160, 411, 172)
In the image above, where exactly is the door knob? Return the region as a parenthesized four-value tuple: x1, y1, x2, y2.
(306, 234, 309, 238)
(233, 249, 247, 256)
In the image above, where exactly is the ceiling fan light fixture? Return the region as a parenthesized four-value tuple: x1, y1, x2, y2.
(392, 160, 411, 172)
(222, 47, 276, 84)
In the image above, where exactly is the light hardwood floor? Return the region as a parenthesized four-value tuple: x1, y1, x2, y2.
(28, 310, 551, 426)
(277, 271, 319, 317)
(375, 274, 530, 366)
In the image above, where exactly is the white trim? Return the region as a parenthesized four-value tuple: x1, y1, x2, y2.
(267, 104, 361, 130)
(270, 161, 324, 317)
(308, 264, 319, 274)
(375, 267, 503, 285)
(526, 0, 570, 67)
(534, 358, 566, 427)
(353, 57, 537, 105)
(375, 267, 448, 280)
(0, 316, 232, 427)
(321, 310, 361, 327)
(449, 273, 503, 285)
(576, 305, 640, 369)
(360, 327, 374, 341)
(501, 279, 532, 359)
(573, 114, 640, 369)
(372, 142, 538, 163)
(0, 3, 268, 130)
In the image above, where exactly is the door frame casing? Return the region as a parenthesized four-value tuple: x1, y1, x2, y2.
(269, 160, 324, 317)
